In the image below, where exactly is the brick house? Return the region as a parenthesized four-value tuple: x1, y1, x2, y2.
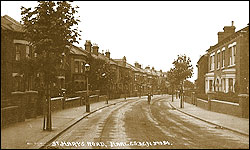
(83, 40, 120, 97)
(113, 56, 132, 96)
(196, 54, 208, 94)
(204, 22, 249, 94)
(1, 15, 35, 101)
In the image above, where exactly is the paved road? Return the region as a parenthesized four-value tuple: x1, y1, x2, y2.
(46, 95, 249, 149)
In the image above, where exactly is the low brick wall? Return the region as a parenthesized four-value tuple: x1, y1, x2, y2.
(1, 106, 19, 128)
(11, 92, 26, 122)
(196, 98, 208, 110)
(211, 100, 241, 117)
(120, 94, 126, 98)
(75, 91, 86, 106)
(89, 95, 99, 103)
(99, 95, 108, 102)
(184, 96, 192, 104)
(185, 94, 244, 117)
(25, 91, 38, 119)
(65, 97, 81, 109)
(51, 97, 63, 112)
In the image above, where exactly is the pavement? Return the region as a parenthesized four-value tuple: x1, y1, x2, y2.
(168, 96, 249, 136)
(1, 95, 249, 149)
(1, 96, 140, 149)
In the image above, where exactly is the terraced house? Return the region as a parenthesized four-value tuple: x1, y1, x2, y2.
(1, 15, 168, 127)
(204, 22, 249, 94)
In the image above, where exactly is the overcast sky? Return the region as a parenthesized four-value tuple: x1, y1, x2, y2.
(1, 1, 249, 82)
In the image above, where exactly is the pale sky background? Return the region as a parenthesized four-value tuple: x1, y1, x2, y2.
(1, 1, 249, 82)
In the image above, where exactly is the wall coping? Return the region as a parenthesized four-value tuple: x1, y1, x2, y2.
(11, 91, 25, 94)
(65, 97, 81, 101)
(211, 99, 239, 106)
(51, 97, 64, 101)
(75, 91, 84, 94)
(197, 98, 208, 103)
(1, 106, 19, 110)
(99, 95, 107, 97)
(238, 94, 249, 97)
(89, 95, 98, 98)
(25, 91, 38, 94)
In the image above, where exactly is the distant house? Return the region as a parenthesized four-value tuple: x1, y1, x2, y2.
(204, 22, 249, 94)
(64, 45, 89, 93)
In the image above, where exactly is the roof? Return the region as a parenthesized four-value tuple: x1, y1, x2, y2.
(69, 45, 88, 56)
(126, 62, 140, 72)
(1, 15, 24, 32)
(206, 25, 249, 53)
(113, 59, 129, 68)
(91, 53, 117, 65)
(197, 53, 208, 64)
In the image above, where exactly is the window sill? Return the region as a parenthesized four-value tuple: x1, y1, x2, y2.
(228, 64, 236, 68)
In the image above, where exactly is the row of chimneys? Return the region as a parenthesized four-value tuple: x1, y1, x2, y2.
(134, 62, 162, 72)
(85, 40, 163, 73)
(84, 40, 110, 58)
(217, 21, 236, 43)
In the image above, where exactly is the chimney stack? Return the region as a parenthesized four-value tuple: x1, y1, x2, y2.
(92, 43, 99, 55)
(217, 21, 236, 43)
(122, 56, 126, 67)
(145, 66, 150, 70)
(105, 50, 110, 59)
(84, 40, 92, 53)
(134, 62, 141, 68)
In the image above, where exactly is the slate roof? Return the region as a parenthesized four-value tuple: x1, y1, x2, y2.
(1, 15, 24, 32)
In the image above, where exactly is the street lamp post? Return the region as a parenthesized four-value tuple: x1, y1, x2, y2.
(85, 63, 90, 112)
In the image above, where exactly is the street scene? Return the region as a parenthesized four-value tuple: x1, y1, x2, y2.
(1, 1, 249, 149)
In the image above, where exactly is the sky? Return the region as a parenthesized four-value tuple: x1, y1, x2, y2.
(1, 1, 249, 82)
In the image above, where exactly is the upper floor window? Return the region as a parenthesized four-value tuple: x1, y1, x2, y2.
(222, 48, 225, 68)
(232, 45, 236, 65)
(80, 62, 84, 73)
(75, 61, 79, 73)
(210, 53, 215, 71)
(217, 50, 220, 69)
(26, 46, 30, 58)
(15, 43, 30, 61)
(15, 49, 21, 61)
(15, 44, 24, 61)
(228, 42, 236, 66)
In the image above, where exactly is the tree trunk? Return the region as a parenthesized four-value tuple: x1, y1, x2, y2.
(46, 81, 52, 131)
(172, 86, 174, 102)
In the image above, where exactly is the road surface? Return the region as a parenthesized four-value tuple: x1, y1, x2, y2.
(45, 95, 249, 149)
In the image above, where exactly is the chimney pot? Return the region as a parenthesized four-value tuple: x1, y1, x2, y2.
(105, 51, 110, 59)
(92, 44, 99, 55)
(84, 40, 92, 52)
